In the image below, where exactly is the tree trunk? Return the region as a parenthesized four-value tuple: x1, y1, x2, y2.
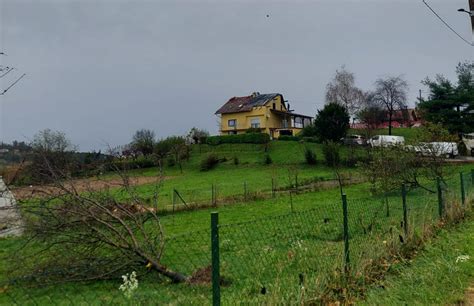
(150, 259, 189, 283)
(388, 112, 393, 135)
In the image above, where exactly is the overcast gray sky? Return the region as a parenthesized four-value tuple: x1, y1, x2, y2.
(1, 0, 473, 151)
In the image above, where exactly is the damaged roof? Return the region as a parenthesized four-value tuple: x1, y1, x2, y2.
(215, 93, 282, 114)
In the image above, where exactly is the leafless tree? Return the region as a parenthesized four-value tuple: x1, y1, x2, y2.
(325, 66, 366, 116)
(31, 129, 74, 152)
(373, 76, 408, 135)
(28, 129, 76, 184)
(131, 129, 156, 156)
(356, 92, 385, 139)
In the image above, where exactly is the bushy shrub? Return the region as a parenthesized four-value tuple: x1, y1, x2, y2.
(322, 142, 341, 167)
(264, 154, 273, 165)
(299, 124, 318, 137)
(344, 156, 357, 168)
(200, 154, 219, 171)
(167, 156, 176, 167)
(187, 127, 209, 144)
(206, 133, 270, 145)
(458, 141, 468, 156)
(245, 128, 262, 134)
(304, 148, 317, 165)
(314, 103, 350, 142)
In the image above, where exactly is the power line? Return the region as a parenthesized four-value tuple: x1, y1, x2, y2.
(0, 73, 26, 96)
(422, 0, 473, 46)
(0, 67, 14, 79)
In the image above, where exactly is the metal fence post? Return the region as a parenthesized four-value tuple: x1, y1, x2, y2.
(471, 169, 474, 188)
(460, 172, 465, 207)
(244, 182, 247, 201)
(289, 191, 294, 213)
(211, 184, 214, 206)
(211, 184, 218, 207)
(341, 193, 350, 273)
(402, 184, 408, 237)
(211, 212, 221, 306)
(214, 185, 217, 207)
(271, 178, 275, 198)
(437, 177, 444, 219)
(172, 189, 176, 214)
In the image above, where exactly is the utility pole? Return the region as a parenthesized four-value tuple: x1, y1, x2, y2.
(470, 0, 474, 34)
(458, 1, 474, 39)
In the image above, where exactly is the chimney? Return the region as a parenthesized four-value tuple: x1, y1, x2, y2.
(251, 92, 260, 98)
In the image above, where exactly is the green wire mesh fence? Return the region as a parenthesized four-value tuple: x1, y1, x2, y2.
(141, 174, 355, 214)
(1, 171, 473, 305)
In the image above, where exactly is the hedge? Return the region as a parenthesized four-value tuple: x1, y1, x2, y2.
(278, 135, 300, 141)
(278, 135, 319, 143)
(206, 133, 270, 145)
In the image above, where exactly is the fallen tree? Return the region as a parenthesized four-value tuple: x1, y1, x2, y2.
(8, 151, 189, 284)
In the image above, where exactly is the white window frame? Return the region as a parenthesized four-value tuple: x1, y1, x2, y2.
(294, 117, 303, 128)
(250, 117, 260, 128)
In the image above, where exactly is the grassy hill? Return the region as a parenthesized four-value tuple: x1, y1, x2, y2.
(124, 140, 366, 209)
(1, 134, 472, 305)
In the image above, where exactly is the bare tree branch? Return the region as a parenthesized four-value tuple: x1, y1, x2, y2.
(7, 147, 188, 285)
(373, 76, 409, 135)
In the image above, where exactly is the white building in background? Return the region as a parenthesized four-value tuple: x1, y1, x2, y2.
(0, 177, 23, 237)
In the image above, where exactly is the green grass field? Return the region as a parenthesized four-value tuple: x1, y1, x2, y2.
(114, 140, 366, 209)
(1, 136, 473, 305)
(362, 217, 474, 305)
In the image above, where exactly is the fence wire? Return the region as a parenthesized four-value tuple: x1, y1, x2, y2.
(1, 171, 473, 305)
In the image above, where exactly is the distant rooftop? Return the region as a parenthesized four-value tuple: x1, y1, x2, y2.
(215, 92, 282, 114)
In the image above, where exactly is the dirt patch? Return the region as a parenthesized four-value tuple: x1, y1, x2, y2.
(275, 176, 366, 193)
(10, 176, 170, 201)
(187, 265, 231, 286)
(187, 266, 212, 284)
(463, 284, 474, 306)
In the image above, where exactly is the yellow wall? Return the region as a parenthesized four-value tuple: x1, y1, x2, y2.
(219, 95, 300, 137)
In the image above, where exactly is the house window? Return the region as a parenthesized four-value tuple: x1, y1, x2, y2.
(250, 118, 260, 128)
(294, 117, 303, 128)
(273, 103, 276, 110)
(228, 119, 236, 128)
(282, 119, 288, 128)
(228, 131, 237, 135)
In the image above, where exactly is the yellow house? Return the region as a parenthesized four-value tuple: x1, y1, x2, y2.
(215, 92, 313, 139)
